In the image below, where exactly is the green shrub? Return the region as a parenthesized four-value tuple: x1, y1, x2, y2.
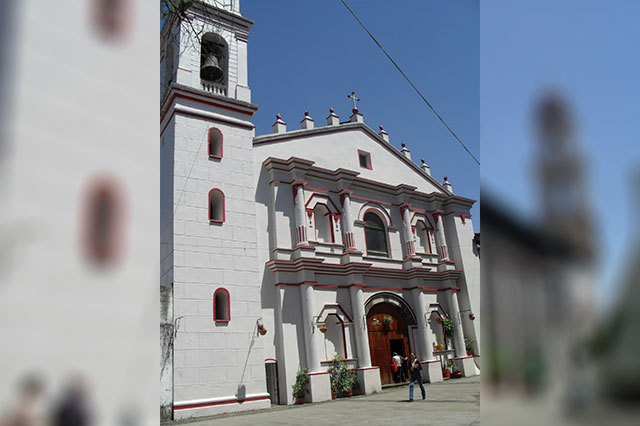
(292, 368, 309, 399)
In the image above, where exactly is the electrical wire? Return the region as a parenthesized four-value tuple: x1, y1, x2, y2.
(340, 0, 480, 166)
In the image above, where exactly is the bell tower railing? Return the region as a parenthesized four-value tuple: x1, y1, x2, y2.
(201, 80, 227, 96)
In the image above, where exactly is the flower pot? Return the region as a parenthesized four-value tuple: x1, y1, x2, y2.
(258, 328, 267, 335)
(296, 396, 305, 404)
(466, 350, 473, 356)
(442, 369, 450, 379)
(343, 390, 353, 397)
(319, 327, 327, 334)
(331, 392, 337, 399)
(452, 371, 463, 378)
(353, 388, 360, 396)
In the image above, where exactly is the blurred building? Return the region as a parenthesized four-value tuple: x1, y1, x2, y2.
(160, 0, 480, 420)
(483, 94, 596, 398)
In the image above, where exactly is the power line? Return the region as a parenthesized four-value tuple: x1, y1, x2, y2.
(340, 0, 480, 166)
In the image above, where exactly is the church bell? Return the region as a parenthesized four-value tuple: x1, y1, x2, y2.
(201, 54, 224, 82)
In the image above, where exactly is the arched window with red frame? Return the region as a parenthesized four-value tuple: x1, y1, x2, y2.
(208, 127, 223, 159)
(208, 188, 225, 223)
(213, 288, 230, 322)
(364, 211, 389, 257)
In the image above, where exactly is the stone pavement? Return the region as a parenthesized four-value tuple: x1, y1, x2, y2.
(173, 377, 480, 426)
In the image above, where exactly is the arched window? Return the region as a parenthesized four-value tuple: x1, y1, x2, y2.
(208, 189, 224, 223)
(364, 211, 389, 257)
(323, 314, 346, 360)
(213, 288, 230, 322)
(208, 128, 223, 159)
(314, 204, 333, 243)
(200, 32, 227, 85)
(415, 220, 432, 254)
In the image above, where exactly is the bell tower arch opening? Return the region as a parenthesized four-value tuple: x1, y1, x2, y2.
(200, 32, 228, 87)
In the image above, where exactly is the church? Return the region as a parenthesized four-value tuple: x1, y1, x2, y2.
(160, 1, 480, 420)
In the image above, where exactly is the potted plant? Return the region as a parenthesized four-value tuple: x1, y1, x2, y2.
(442, 318, 455, 337)
(382, 315, 393, 328)
(442, 367, 451, 379)
(465, 338, 475, 356)
(292, 368, 309, 404)
(436, 317, 443, 325)
(257, 322, 267, 336)
(319, 324, 328, 333)
(450, 361, 463, 378)
(468, 313, 475, 321)
(341, 370, 356, 397)
(352, 377, 361, 396)
(329, 354, 355, 397)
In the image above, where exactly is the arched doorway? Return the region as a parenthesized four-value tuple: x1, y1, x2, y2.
(365, 293, 417, 385)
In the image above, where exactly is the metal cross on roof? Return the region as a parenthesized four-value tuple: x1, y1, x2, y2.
(347, 91, 360, 111)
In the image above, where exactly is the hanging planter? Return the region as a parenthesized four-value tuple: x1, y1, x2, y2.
(436, 317, 443, 324)
(468, 313, 475, 321)
(319, 324, 328, 333)
(257, 323, 267, 335)
(382, 315, 393, 328)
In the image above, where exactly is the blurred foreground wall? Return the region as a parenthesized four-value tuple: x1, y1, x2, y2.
(0, 1, 159, 425)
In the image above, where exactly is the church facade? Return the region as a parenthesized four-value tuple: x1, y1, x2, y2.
(160, 1, 480, 420)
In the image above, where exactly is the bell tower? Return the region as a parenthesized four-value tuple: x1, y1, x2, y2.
(160, 0, 267, 421)
(536, 93, 594, 259)
(161, 0, 252, 102)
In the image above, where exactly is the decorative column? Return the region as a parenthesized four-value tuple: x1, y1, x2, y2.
(401, 204, 416, 258)
(412, 289, 435, 361)
(300, 283, 321, 372)
(446, 289, 466, 358)
(349, 285, 372, 368)
(293, 183, 308, 246)
(433, 212, 450, 261)
(413, 288, 443, 383)
(349, 284, 381, 394)
(340, 191, 357, 251)
(446, 287, 478, 377)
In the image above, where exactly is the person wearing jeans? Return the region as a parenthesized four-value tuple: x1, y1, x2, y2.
(408, 353, 426, 401)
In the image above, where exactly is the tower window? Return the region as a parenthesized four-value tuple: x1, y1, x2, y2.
(213, 288, 230, 322)
(358, 150, 372, 169)
(208, 188, 225, 223)
(200, 33, 227, 85)
(364, 211, 389, 257)
(208, 128, 223, 159)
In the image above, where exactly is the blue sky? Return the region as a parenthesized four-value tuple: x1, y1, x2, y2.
(481, 0, 640, 306)
(242, 0, 480, 223)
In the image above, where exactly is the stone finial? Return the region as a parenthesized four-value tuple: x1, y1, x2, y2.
(400, 142, 411, 160)
(272, 113, 287, 133)
(350, 108, 364, 123)
(420, 158, 431, 176)
(326, 107, 339, 126)
(443, 176, 453, 192)
(378, 124, 389, 142)
(301, 110, 314, 130)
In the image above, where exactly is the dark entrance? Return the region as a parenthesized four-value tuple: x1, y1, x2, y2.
(366, 302, 412, 385)
(389, 339, 408, 382)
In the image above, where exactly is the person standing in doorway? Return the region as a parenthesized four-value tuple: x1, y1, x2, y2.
(408, 353, 426, 401)
(391, 352, 402, 383)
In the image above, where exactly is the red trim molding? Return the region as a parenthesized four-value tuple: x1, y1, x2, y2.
(174, 395, 270, 410)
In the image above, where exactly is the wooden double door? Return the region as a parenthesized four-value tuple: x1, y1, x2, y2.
(366, 302, 412, 385)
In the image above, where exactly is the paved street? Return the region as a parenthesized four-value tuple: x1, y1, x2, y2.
(173, 377, 480, 426)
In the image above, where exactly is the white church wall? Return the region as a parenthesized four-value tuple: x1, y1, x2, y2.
(171, 108, 267, 411)
(443, 213, 480, 351)
(253, 127, 443, 195)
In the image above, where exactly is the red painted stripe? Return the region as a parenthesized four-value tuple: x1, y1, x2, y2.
(174, 396, 270, 410)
